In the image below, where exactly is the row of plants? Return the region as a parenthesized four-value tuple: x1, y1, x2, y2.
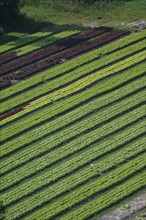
(0, 51, 17, 64)
(1, 124, 145, 207)
(0, 28, 126, 88)
(2, 79, 144, 161)
(1, 37, 144, 113)
(1, 74, 145, 174)
(0, 29, 81, 64)
(0, 103, 28, 121)
(1, 27, 109, 63)
(0, 49, 145, 124)
(0, 28, 82, 75)
(0, 27, 110, 89)
(1, 32, 143, 91)
(1, 102, 145, 193)
(9, 36, 145, 91)
(0, 62, 145, 143)
(3, 50, 146, 128)
(16, 27, 110, 57)
(1, 28, 145, 220)
(0, 30, 61, 64)
(0, 28, 58, 54)
(0, 78, 11, 89)
(1, 28, 145, 101)
(1, 125, 145, 208)
(59, 171, 146, 220)
(11, 28, 115, 80)
(0, 86, 145, 175)
(0, 33, 24, 46)
(0, 27, 109, 75)
(2, 138, 145, 220)
(26, 51, 145, 107)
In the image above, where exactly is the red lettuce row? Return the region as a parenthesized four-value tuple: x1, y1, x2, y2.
(0, 51, 17, 65)
(0, 26, 111, 74)
(13, 30, 129, 80)
(0, 79, 11, 89)
(0, 103, 28, 121)
(0, 29, 129, 90)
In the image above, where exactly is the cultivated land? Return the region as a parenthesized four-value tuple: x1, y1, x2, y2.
(0, 26, 146, 220)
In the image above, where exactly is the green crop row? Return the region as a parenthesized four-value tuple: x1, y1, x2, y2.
(59, 171, 146, 220)
(1, 29, 146, 220)
(1, 39, 145, 115)
(16, 30, 80, 56)
(0, 32, 25, 46)
(0, 75, 145, 173)
(26, 154, 146, 220)
(0, 28, 57, 54)
(0, 88, 145, 178)
(0, 29, 80, 55)
(32, 50, 145, 104)
(4, 144, 146, 220)
(0, 104, 145, 192)
(15, 50, 146, 109)
(0, 50, 145, 126)
(1, 29, 145, 101)
(1, 120, 145, 207)
(1, 56, 145, 141)
(0, 62, 145, 142)
(15, 37, 145, 85)
(0, 64, 145, 146)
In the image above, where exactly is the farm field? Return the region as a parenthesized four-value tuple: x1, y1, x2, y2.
(0, 26, 146, 220)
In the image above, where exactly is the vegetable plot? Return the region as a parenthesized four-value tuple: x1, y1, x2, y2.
(0, 27, 146, 220)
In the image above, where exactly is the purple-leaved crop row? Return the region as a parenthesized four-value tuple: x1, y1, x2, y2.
(0, 51, 17, 65)
(0, 29, 128, 90)
(0, 26, 111, 72)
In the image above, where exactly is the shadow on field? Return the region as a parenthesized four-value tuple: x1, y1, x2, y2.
(0, 12, 88, 47)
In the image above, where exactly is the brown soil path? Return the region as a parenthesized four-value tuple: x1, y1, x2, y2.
(99, 193, 146, 220)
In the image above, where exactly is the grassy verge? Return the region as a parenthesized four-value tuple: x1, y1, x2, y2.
(21, 0, 146, 29)
(0, 0, 145, 35)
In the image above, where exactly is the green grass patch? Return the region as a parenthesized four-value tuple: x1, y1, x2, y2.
(21, 0, 146, 29)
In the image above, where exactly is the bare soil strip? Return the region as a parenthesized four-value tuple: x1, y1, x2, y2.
(99, 193, 146, 220)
